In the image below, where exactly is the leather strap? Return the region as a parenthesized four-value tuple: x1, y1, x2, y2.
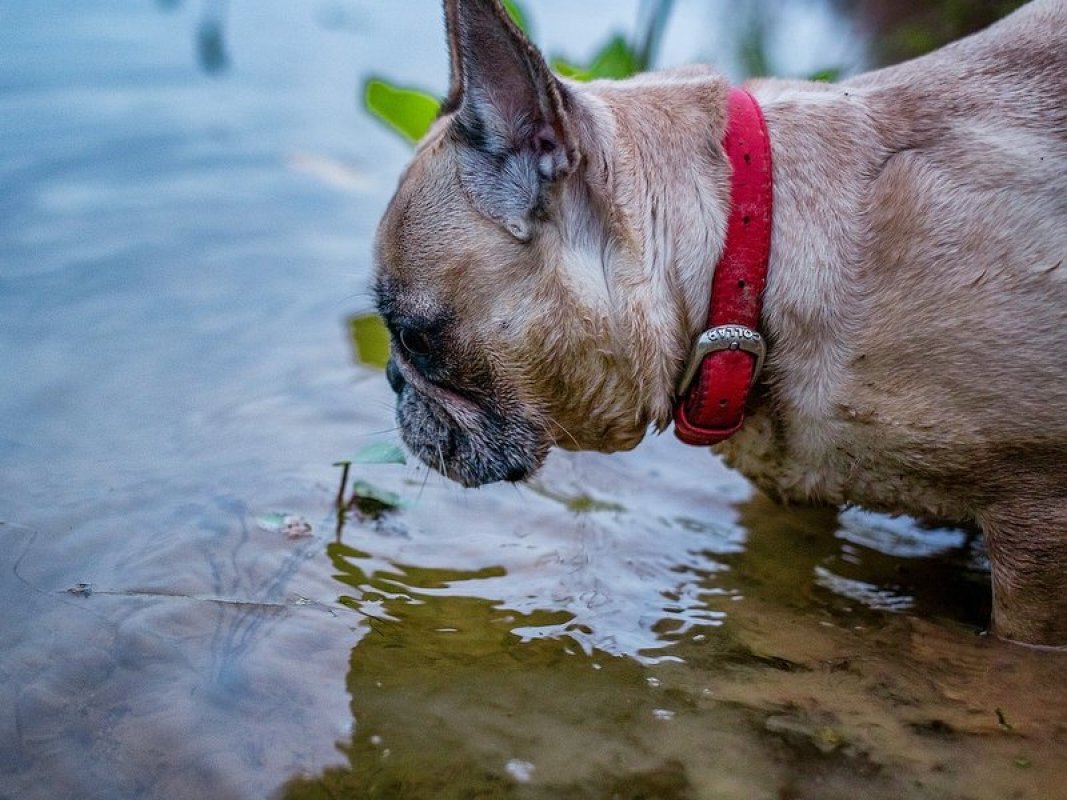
(674, 87, 773, 446)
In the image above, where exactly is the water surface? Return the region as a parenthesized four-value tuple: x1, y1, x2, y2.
(1, 3, 1064, 799)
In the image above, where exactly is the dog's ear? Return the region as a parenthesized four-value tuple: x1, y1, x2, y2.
(442, 0, 579, 241)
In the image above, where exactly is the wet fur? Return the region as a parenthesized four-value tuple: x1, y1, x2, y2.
(374, 0, 1067, 645)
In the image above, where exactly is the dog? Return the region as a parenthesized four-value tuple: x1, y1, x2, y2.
(373, 0, 1067, 646)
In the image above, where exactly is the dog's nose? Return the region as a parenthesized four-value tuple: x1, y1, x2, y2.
(386, 358, 406, 394)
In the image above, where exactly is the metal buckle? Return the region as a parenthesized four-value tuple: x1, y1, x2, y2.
(676, 325, 766, 396)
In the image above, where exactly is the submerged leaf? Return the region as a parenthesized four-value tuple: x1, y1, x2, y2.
(565, 493, 625, 514)
(256, 513, 314, 539)
(349, 480, 410, 519)
(256, 512, 287, 531)
(526, 483, 626, 514)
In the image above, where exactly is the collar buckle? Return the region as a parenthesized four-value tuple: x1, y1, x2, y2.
(676, 325, 766, 398)
(672, 87, 772, 446)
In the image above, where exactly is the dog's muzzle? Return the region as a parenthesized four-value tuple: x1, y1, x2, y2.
(385, 356, 547, 487)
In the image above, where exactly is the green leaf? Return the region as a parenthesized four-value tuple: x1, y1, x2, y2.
(363, 78, 440, 143)
(808, 67, 842, 83)
(349, 312, 391, 370)
(551, 58, 594, 82)
(501, 0, 530, 34)
(353, 441, 407, 466)
(587, 35, 640, 79)
(351, 480, 406, 507)
(349, 480, 410, 519)
(552, 35, 640, 83)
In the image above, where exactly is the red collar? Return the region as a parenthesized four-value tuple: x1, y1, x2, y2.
(673, 87, 773, 446)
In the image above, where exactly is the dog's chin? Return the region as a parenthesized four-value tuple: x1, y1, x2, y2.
(395, 386, 548, 488)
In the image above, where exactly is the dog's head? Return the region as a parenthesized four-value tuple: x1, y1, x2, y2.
(374, 0, 729, 486)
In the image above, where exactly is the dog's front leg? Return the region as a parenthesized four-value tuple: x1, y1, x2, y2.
(981, 501, 1067, 648)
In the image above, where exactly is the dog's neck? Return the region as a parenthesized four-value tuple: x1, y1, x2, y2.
(572, 73, 875, 430)
(672, 87, 773, 446)
(566, 70, 736, 429)
(753, 81, 877, 425)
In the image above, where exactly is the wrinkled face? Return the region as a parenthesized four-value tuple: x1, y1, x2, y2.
(370, 0, 674, 486)
(374, 142, 556, 487)
(373, 133, 651, 487)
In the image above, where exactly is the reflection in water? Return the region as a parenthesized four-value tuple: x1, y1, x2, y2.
(284, 537, 717, 799)
(156, 0, 231, 73)
(729, 493, 991, 629)
(196, 0, 230, 74)
(813, 565, 914, 613)
(280, 484, 1063, 800)
(328, 483, 737, 664)
(290, 366, 1043, 799)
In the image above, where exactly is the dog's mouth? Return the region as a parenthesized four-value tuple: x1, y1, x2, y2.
(386, 353, 548, 487)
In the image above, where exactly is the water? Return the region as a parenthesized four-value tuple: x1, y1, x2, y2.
(1, 2, 1064, 799)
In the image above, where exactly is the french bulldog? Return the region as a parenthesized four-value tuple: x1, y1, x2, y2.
(373, 0, 1067, 646)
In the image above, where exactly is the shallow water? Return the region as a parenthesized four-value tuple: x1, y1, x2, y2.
(1, 2, 1064, 799)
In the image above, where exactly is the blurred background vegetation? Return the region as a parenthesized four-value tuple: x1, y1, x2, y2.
(152, 0, 1028, 143)
(843, 0, 1027, 63)
(359, 0, 1028, 143)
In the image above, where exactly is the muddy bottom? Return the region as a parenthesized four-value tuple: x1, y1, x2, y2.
(1, 2, 1064, 799)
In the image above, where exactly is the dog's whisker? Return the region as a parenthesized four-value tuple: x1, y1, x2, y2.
(352, 426, 399, 438)
(546, 415, 580, 450)
(415, 460, 433, 502)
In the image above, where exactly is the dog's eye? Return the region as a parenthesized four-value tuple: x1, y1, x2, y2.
(398, 328, 433, 358)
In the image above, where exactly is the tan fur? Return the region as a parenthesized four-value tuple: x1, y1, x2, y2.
(374, 0, 1067, 645)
